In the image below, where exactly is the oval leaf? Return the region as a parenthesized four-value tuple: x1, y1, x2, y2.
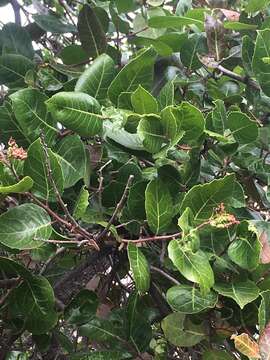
(0, 203, 52, 250)
(127, 243, 150, 294)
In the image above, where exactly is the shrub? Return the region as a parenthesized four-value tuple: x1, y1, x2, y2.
(0, 0, 270, 359)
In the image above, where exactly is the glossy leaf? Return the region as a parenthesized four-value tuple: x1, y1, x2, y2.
(108, 47, 156, 105)
(24, 138, 64, 201)
(131, 85, 158, 114)
(214, 281, 260, 309)
(228, 111, 258, 144)
(253, 29, 270, 97)
(75, 54, 116, 101)
(0, 176, 33, 194)
(78, 4, 107, 58)
(2, 23, 34, 59)
(166, 285, 218, 313)
(148, 15, 203, 29)
(168, 241, 214, 294)
(73, 186, 89, 220)
(127, 243, 150, 294)
(8, 275, 58, 334)
(180, 174, 235, 224)
(47, 92, 103, 137)
(137, 115, 164, 153)
(145, 178, 173, 234)
(0, 54, 34, 86)
(0, 203, 52, 249)
(228, 221, 261, 271)
(161, 313, 205, 347)
(33, 14, 76, 33)
(10, 88, 57, 146)
(55, 135, 87, 188)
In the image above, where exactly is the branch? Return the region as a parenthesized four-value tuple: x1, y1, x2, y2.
(96, 175, 134, 241)
(217, 64, 260, 90)
(150, 266, 180, 285)
(40, 134, 99, 251)
(10, 0, 21, 26)
(121, 232, 182, 244)
(0, 278, 20, 288)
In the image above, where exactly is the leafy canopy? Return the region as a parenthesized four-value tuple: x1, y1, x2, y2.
(0, 0, 270, 359)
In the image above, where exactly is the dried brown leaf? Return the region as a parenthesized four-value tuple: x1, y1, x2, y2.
(231, 333, 260, 359)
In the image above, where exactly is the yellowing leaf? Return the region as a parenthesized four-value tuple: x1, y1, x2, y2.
(231, 333, 260, 359)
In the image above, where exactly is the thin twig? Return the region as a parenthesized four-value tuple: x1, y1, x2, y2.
(10, 0, 21, 25)
(150, 266, 180, 285)
(40, 134, 99, 250)
(58, 0, 76, 26)
(96, 175, 134, 241)
(121, 232, 182, 244)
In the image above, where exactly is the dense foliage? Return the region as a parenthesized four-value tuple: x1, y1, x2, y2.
(0, 0, 270, 359)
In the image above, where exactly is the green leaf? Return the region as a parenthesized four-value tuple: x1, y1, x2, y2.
(75, 54, 116, 101)
(157, 80, 174, 110)
(246, 0, 270, 13)
(202, 350, 234, 360)
(148, 15, 203, 29)
(8, 275, 58, 334)
(78, 4, 107, 58)
(2, 23, 34, 59)
(0, 257, 32, 279)
(24, 138, 64, 202)
(228, 111, 258, 144)
(73, 186, 89, 220)
(259, 290, 270, 333)
(160, 106, 184, 144)
(180, 34, 207, 70)
(0, 176, 33, 194)
(46, 92, 103, 137)
(127, 181, 147, 220)
(223, 22, 257, 30)
(10, 88, 58, 146)
(60, 44, 88, 65)
(145, 178, 173, 234)
(55, 135, 87, 188)
(65, 290, 98, 326)
(252, 29, 270, 97)
(178, 101, 205, 143)
(213, 280, 260, 309)
(138, 115, 164, 153)
(127, 243, 150, 294)
(161, 313, 205, 347)
(131, 85, 158, 114)
(228, 221, 261, 271)
(180, 174, 235, 224)
(126, 292, 152, 352)
(108, 47, 156, 105)
(79, 317, 126, 344)
(168, 241, 214, 294)
(166, 285, 218, 313)
(207, 99, 227, 135)
(33, 14, 76, 34)
(0, 54, 34, 86)
(0, 203, 52, 250)
(70, 352, 131, 360)
(242, 35, 255, 76)
(0, 105, 28, 147)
